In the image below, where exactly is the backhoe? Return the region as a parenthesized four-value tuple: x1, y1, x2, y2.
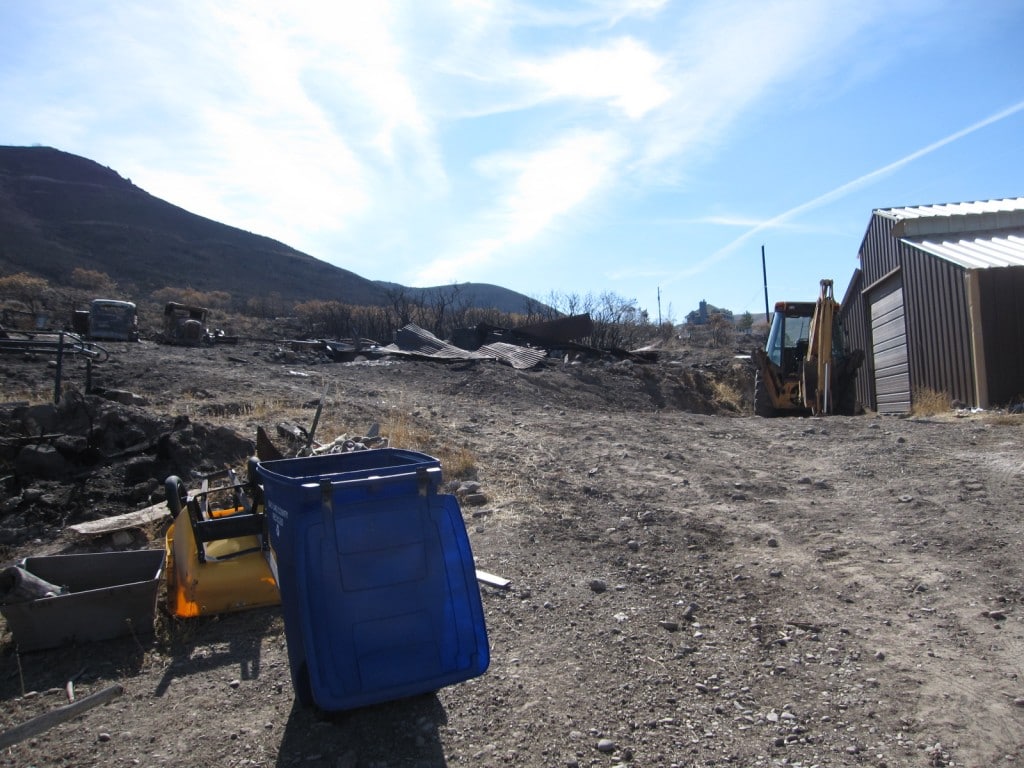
(753, 279, 864, 417)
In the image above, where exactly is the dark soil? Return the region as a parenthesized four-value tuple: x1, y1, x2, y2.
(2, 338, 1023, 768)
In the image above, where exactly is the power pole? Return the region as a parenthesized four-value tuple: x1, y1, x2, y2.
(761, 245, 770, 323)
(657, 286, 662, 326)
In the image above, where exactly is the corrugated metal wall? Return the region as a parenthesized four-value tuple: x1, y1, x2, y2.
(977, 266, 1024, 405)
(859, 215, 901, 285)
(899, 247, 975, 407)
(838, 269, 872, 411)
(868, 276, 912, 414)
(847, 211, 977, 411)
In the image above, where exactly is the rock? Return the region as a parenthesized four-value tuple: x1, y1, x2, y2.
(588, 579, 607, 593)
(767, 537, 779, 547)
(17, 403, 59, 434)
(596, 738, 615, 753)
(462, 492, 488, 507)
(101, 389, 146, 406)
(15, 444, 69, 479)
(659, 621, 679, 632)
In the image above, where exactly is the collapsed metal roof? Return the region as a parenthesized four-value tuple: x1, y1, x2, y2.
(382, 323, 548, 369)
(875, 197, 1024, 270)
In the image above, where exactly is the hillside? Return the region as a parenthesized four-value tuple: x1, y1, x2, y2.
(0, 146, 537, 314)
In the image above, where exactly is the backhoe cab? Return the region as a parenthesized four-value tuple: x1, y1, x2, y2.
(753, 279, 864, 417)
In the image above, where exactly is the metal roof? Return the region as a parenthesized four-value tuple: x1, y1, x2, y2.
(901, 231, 1024, 269)
(874, 197, 1024, 269)
(877, 197, 1024, 236)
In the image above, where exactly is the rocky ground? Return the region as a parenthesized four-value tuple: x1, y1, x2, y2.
(1, 337, 1023, 768)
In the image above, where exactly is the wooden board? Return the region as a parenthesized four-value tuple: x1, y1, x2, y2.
(475, 569, 511, 589)
(68, 501, 172, 536)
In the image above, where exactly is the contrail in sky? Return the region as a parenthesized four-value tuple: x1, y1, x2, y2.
(666, 98, 1024, 284)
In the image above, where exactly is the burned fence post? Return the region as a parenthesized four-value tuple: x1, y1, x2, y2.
(53, 331, 65, 404)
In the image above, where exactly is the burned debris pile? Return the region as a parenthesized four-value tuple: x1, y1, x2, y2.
(273, 315, 660, 370)
(0, 392, 253, 548)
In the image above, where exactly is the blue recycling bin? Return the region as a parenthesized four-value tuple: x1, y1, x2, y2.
(256, 449, 489, 711)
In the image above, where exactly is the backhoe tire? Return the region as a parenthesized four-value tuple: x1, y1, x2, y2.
(753, 373, 776, 417)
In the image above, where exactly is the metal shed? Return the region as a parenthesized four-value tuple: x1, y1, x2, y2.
(840, 198, 1024, 414)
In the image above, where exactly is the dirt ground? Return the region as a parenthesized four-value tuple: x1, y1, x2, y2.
(1, 337, 1024, 768)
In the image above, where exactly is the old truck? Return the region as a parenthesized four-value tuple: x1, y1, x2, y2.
(70, 299, 139, 341)
(156, 302, 238, 346)
(753, 279, 864, 417)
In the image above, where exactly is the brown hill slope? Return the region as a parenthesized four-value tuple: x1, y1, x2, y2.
(0, 146, 537, 313)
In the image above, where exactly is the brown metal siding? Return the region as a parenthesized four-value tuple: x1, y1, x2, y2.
(900, 247, 975, 406)
(977, 266, 1024, 405)
(856, 210, 978, 409)
(859, 214, 901, 286)
(838, 269, 872, 410)
(857, 212, 905, 410)
(868, 277, 912, 413)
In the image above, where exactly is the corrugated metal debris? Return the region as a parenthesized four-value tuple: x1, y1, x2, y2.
(382, 324, 548, 369)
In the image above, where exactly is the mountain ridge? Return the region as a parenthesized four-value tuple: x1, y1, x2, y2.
(0, 145, 539, 315)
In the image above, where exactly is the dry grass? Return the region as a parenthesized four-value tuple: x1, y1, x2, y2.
(912, 386, 951, 417)
(0, 382, 51, 405)
(382, 408, 477, 481)
(711, 379, 744, 412)
(983, 412, 1024, 427)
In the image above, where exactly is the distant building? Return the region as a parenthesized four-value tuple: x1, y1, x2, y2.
(685, 300, 734, 325)
(839, 197, 1024, 413)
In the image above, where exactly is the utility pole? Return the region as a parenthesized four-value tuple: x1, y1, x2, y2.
(761, 245, 770, 323)
(657, 286, 662, 326)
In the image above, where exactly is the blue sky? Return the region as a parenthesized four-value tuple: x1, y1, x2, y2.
(2, 1, 1022, 321)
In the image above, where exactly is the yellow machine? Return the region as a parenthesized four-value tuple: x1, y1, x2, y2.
(753, 279, 865, 417)
(164, 467, 280, 618)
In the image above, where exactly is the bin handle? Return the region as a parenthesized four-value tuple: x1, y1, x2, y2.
(166, 476, 188, 517)
(305, 466, 441, 492)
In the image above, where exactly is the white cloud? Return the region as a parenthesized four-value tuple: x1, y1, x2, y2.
(518, 37, 670, 119)
(413, 131, 628, 284)
(635, 0, 888, 171)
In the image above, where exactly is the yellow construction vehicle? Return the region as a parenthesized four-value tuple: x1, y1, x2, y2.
(753, 279, 865, 417)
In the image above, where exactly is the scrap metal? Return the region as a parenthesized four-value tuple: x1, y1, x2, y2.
(382, 323, 547, 369)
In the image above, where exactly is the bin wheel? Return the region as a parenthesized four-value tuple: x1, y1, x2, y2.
(165, 476, 187, 516)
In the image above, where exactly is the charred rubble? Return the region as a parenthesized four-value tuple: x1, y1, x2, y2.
(0, 391, 252, 548)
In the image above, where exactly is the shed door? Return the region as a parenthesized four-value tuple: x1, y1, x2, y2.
(869, 278, 911, 414)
